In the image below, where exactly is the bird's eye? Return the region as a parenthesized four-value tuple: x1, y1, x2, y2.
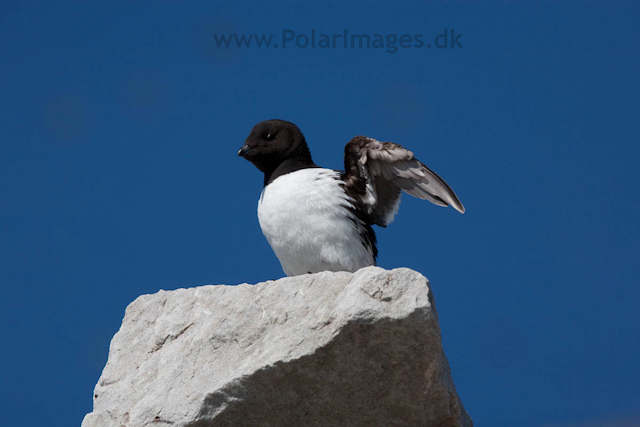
(264, 133, 275, 141)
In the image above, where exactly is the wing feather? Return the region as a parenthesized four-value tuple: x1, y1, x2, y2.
(342, 136, 464, 227)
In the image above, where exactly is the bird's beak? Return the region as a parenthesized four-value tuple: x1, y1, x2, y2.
(237, 144, 253, 157)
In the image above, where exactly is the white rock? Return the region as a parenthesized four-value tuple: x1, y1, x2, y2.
(82, 266, 472, 427)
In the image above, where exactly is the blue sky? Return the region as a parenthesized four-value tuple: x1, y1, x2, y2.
(1, 1, 639, 426)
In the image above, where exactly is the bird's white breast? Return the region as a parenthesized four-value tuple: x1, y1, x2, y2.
(257, 168, 374, 276)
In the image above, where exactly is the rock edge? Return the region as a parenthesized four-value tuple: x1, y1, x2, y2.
(82, 266, 472, 427)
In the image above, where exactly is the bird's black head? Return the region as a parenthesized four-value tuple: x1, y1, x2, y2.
(239, 119, 315, 184)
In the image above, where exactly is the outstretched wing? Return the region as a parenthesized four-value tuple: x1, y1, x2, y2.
(342, 136, 464, 227)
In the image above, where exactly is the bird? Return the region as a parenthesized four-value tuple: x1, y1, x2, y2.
(238, 119, 464, 277)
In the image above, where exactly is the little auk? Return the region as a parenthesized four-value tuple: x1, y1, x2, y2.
(238, 119, 464, 276)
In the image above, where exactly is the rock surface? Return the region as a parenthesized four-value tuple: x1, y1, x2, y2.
(82, 267, 472, 427)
